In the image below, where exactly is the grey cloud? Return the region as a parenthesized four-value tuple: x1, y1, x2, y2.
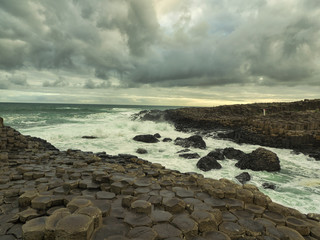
(0, 0, 319, 90)
(43, 77, 69, 87)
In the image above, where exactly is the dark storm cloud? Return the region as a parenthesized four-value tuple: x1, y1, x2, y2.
(0, 0, 319, 88)
(0, 73, 28, 89)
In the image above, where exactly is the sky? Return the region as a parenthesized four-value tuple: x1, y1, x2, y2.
(0, 0, 320, 106)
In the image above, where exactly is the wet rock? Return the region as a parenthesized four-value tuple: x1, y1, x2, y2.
(55, 214, 94, 240)
(179, 153, 200, 159)
(133, 135, 159, 143)
(136, 148, 148, 154)
(277, 226, 305, 240)
(202, 231, 231, 240)
(163, 138, 172, 142)
(154, 133, 161, 138)
(151, 210, 173, 223)
(152, 223, 182, 239)
(81, 136, 98, 139)
(174, 135, 206, 149)
(22, 216, 47, 240)
(207, 149, 225, 160)
(124, 212, 152, 227)
(223, 148, 247, 161)
(19, 207, 40, 223)
(219, 221, 245, 239)
(127, 226, 157, 240)
(172, 215, 198, 239)
(67, 198, 93, 213)
(235, 172, 251, 184)
(191, 210, 222, 232)
(163, 198, 186, 214)
(131, 200, 152, 214)
(196, 156, 222, 171)
(77, 206, 102, 229)
(262, 182, 276, 190)
(285, 216, 310, 236)
(236, 148, 281, 172)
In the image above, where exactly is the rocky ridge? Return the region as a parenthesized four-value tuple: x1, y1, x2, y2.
(0, 117, 320, 240)
(134, 99, 320, 159)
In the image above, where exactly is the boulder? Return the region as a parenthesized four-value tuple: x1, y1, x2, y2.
(235, 148, 280, 172)
(133, 134, 159, 143)
(81, 136, 97, 139)
(235, 172, 251, 184)
(179, 153, 200, 159)
(262, 182, 276, 190)
(196, 156, 222, 172)
(223, 147, 247, 161)
(207, 149, 225, 160)
(163, 138, 172, 142)
(174, 135, 206, 149)
(136, 148, 148, 154)
(154, 133, 161, 138)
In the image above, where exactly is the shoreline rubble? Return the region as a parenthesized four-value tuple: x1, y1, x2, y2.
(0, 116, 320, 239)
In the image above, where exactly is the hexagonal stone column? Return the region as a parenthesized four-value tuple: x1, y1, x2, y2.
(55, 214, 94, 240)
(22, 216, 47, 240)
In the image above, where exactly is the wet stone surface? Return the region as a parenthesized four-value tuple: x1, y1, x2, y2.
(0, 120, 319, 239)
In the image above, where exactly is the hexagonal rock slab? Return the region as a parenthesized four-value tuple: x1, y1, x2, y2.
(131, 200, 152, 214)
(124, 212, 152, 227)
(96, 191, 116, 200)
(163, 198, 186, 214)
(150, 210, 173, 223)
(218, 222, 245, 239)
(22, 216, 47, 240)
(45, 208, 71, 239)
(285, 216, 310, 236)
(67, 198, 92, 213)
(191, 210, 222, 232)
(31, 195, 53, 210)
(77, 206, 102, 229)
(238, 218, 264, 237)
(19, 207, 40, 223)
(127, 227, 157, 240)
(172, 215, 198, 239)
(172, 187, 195, 198)
(277, 226, 305, 240)
(202, 231, 231, 240)
(152, 223, 182, 239)
(55, 214, 94, 240)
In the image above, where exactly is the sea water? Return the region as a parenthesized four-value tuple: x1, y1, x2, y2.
(1, 102, 319, 214)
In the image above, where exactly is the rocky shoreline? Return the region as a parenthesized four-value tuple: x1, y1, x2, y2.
(1, 116, 320, 239)
(134, 99, 320, 160)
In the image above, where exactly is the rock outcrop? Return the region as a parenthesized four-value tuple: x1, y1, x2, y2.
(133, 134, 159, 143)
(235, 148, 281, 172)
(0, 117, 319, 240)
(196, 156, 222, 171)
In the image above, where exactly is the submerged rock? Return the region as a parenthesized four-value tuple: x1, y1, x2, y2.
(136, 148, 148, 154)
(82, 136, 98, 139)
(207, 149, 225, 160)
(162, 138, 172, 142)
(235, 147, 280, 172)
(235, 172, 251, 184)
(179, 153, 200, 159)
(174, 135, 206, 149)
(262, 182, 276, 190)
(133, 134, 159, 143)
(196, 156, 222, 171)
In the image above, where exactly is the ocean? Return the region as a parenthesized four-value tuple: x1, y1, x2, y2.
(1, 102, 319, 214)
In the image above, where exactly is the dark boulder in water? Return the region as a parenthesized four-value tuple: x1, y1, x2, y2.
(207, 149, 225, 160)
(176, 149, 190, 153)
(179, 153, 200, 159)
(154, 133, 161, 138)
(196, 156, 222, 171)
(136, 148, 148, 154)
(133, 134, 159, 143)
(82, 136, 98, 139)
(235, 147, 280, 172)
(223, 147, 247, 161)
(262, 182, 276, 190)
(235, 172, 251, 184)
(163, 138, 172, 142)
(174, 135, 206, 149)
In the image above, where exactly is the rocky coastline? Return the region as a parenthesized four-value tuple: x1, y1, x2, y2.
(1, 114, 320, 239)
(134, 99, 320, 160)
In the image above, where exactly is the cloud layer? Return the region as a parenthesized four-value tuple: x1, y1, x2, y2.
(0, 0, 319, 105)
